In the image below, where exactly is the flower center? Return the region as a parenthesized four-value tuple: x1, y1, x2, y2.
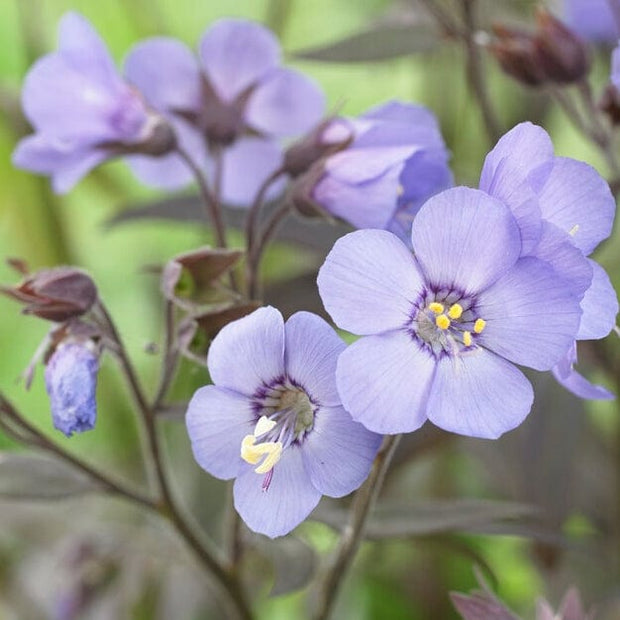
(240, 384, 316, 490)
(412, 291, 486, 356)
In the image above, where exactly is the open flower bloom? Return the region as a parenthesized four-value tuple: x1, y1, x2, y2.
(185, 307, 381, 537)
(45, 342, 99, 437)
(12, 12, 174, 193)
(318, 186, 584, 438)
(479, 122, 617, 398)
(312, 101, 453, 242)
(124, 18, 325, 202)
(562, 0, 620, 43)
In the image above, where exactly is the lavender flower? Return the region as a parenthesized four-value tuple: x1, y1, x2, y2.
(309, 101, 452, 241)
(318, 186, 584, 438)
(124, 18, 325, 203)
(12, 12, 174, 193)
(185, 306, 381, 537)
(479, 122, 617, 398)
(562, 0, 620, 43)
(45, 342, 99, 437)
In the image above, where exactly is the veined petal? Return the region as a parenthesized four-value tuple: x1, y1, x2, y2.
(530, 157, 615, 256)
(199, 19, 280, 102)
(552, 345, 614, 400)
(302, 405, 382, 497)
(477, 257, 582, 370)
(410, 187, 522, 294)
(318, 230, 424, 335)
(245, 68, 325, 137)
(186, 386, 256, 479)
(124, 37, 202, 113)
(208, 306, 285, 397)
(336, 331, 435, 434)
(313, 159, 403, 229)
(426, 349, 533, 439)
(577, 260, 618, 340)
(219, 137, 284, 206)
(284, 312, 345, 407)
(234, 446, 320, 538)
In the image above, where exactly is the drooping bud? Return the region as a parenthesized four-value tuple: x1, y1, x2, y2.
(1, 264, 98, 322)
(45, 341, 100, 437)
(490, 25, 546, 86)
(283, 118, 353, 178)
(161, 247, 243, 310)
(534, 8, 590, 84)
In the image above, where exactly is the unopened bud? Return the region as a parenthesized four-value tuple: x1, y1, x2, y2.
(600, 83, 620, 125)
(490, 25, 545, 86)
(1, 265, 98, 322)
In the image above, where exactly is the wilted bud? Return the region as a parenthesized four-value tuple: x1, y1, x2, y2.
(1, 264, 98, 322)
(161, 247, 243, 310)
(534, 9, 590, 84)
(45, 341, 100, 437)
(490, 25, 546, 86)
(178, 303, 260, 364)
(491, 9, 590, 87)
(283, 118, 353, 177)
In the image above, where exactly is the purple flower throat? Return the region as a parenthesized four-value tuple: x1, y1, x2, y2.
(242, 378, 317, 490)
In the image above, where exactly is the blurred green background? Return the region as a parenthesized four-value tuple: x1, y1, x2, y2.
(0, 1, 619, 618)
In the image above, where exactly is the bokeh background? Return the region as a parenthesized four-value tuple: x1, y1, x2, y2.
(0, 0, 619, 618)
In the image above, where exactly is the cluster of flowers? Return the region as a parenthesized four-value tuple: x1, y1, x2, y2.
(8, 11, 618, 538)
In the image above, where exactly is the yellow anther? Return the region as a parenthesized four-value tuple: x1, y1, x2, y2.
(569, 224, 580, 237)
(254, 415, 276, 437)
(435, 314, 451, 330)
(447, 303, 463, 319)
(473, 318, 486, 333)
(241, 435, 283, 473)
(428, 302, 444, 314)
(463, 331, 472, 347)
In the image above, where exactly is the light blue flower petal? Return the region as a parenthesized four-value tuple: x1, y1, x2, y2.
(552, 344, 614, 400)
(426, 348, 533, 439)
(577, 260, 619, 340)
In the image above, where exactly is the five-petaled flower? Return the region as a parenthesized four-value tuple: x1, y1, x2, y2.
(185, 306, 382, 538)
(12, 12, 175, 193)
(124, 18, 325, 203)
(318, 186, 585, 438)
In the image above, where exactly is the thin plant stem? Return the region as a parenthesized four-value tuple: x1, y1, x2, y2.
(311, 434, 402, 620)
(152, 299, 179, 411)
(176, 146, 228, 249)
(224, 481, 244, 568)
(247, 200, 292, 299)
(0, 394, 157, 510)
(94, 300, 253, 620)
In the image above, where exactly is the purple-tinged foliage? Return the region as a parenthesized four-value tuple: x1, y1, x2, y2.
(318, 186, 584, 438)
(480, 122, 617, 399)
(12, 12, 174, 193)
(45, 343, 99, 437)
(309, 101, 452, 241)
(124, 18, 325, 203)
(185, 306, 381, 537)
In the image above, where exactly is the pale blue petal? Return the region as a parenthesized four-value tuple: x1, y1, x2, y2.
(233, 446, 320, 538)
(426, 348, 533, 438)
(577, 260, 618, 340)
(336, 331, 435, 433)
(552, 344, 614, 400)
(318, 229, 424, 335)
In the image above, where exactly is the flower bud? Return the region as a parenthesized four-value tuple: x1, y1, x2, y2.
(490, 25, 546, 86)
(161, 247, 243, 310)
(45, 342, 99, 437)
(1, 265, 98, 322)
(600, 83, 620, 125)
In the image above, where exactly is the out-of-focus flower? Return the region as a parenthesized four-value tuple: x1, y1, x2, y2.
(479, 122, 617, 398)
(491, 9, 590, 87)
(185, 306, 381, 537)
(562, 0, 620, 44)
(291, 101, 452, 242)
(600, 41, 620, 125)
(12, 12, 175, 193)
(318, 187, 583, 438)
(124, 18, 325, 203)
(536, 587, 595, 620)
(0, 265, 97, 322)
(45, 341, 100, 437)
